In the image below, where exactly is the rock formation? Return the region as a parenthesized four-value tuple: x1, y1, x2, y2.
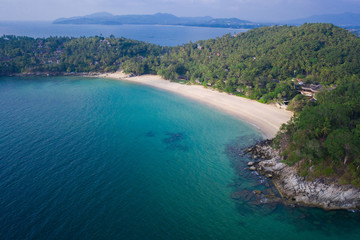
(244, 140, 360, 210)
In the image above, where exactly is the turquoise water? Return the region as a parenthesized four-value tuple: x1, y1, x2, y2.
(0, 77, 359, 240)
(0, 22, 245, 46)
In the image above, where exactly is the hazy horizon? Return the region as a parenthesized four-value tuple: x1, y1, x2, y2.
(1, 0, 360, 22)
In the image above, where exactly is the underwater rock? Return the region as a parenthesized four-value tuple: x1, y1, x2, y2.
(145, 131, 155, 137)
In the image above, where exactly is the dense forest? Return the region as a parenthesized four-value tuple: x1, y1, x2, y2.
(0, 35, 165, 75)
(154, 24, 360, 102)
(1, 23, 360, 186)
(275, 81, 360, 186)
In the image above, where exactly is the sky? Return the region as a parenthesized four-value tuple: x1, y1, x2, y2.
(1, 0, 360, 22)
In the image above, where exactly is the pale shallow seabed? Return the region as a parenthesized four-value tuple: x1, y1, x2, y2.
(0, 77, 359, 240)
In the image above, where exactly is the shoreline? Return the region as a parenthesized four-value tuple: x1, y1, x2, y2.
(95, 72, 293, 139)
(244, 140, 360, 210)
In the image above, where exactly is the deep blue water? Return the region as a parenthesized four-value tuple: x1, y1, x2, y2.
(0, 22, 245, 46)
(1, 77, 360, 240)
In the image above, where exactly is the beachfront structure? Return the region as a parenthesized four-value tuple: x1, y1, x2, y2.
(299, 84, 323, 98)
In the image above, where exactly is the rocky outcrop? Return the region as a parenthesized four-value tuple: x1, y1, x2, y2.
(245, 140, 360, 210)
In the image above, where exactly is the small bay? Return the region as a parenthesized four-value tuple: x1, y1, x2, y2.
(0, 77, 359, 240)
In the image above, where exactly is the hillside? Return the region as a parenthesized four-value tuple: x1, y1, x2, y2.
(150, 23, 360, 102)
(0, 36, 165, 75)
(275, 81, 360, 187)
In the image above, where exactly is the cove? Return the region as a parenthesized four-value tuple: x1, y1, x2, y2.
(0, 76, 359, 240)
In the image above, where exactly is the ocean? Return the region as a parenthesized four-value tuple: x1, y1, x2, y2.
(0, 77, 359, 240)
(0, 22, 245, 46)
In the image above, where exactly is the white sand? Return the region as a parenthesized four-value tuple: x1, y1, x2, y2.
(96, 72, 293, 138)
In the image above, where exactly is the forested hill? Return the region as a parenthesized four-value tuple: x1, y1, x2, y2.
(0, 36, 165, 75)
(1, 23, 360, 103)
(151, 23, 360, 101)
(275, 81, 360, 187)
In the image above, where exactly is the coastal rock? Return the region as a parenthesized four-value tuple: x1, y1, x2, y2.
(247, 161, 255, 166)
(245, 140, 360, 210)
(249, 166, 256, 171)
(265, 173, 273, 178)
(254, 190, 262, 195)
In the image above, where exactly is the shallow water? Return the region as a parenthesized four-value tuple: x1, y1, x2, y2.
(0, 77, 359, 240)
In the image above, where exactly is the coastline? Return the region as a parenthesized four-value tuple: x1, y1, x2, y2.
(244, 141, 360, 210)
(98, 72, 360, 211)
(95, 72, 293, 139)
(8, 71, 359, 210)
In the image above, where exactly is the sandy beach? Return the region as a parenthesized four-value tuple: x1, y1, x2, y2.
(97, 72, 293, 138)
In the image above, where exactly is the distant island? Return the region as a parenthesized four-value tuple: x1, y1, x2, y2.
(53, 12, 263, 29)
